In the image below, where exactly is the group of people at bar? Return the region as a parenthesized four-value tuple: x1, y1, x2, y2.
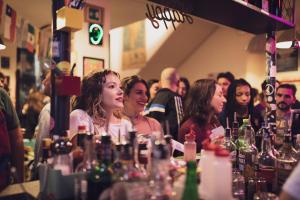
(1, 66, 300, 199)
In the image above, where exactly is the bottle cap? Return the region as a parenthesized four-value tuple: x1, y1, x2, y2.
(78, 125, 86, 131)
(204, 143, 217, 151)
(242, 118, 249, 123)
(215, 148, 230, 157)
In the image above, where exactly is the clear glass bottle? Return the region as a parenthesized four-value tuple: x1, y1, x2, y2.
(256, 122, 266, 152)
(181, 161, 199, 200)
(232, 112, 239, 142)
(87, 135, 113, 200)
(184, 131, 196, 162)
(73, 125, 87, 171)
(276, 129, 298, 189)
(257, 128, 276, 193)
(52, 136, 73, 175)
(223, 118, 237, 169)
(238, 125, 258, 181)
(237, 118, 250, 150)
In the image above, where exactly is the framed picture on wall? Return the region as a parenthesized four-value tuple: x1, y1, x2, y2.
(83, 57, 104, 76)
(84, 4, 104, 24)
(277, 48, 298, 72)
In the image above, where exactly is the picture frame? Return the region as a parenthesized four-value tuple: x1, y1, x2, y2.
(83, 57, 104, 76)
(84, 4, 104, 24)
(277, 48, 298, 72)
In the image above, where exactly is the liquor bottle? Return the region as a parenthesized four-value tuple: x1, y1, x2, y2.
(276, 129, 298, 189)
(87, 135, 113, 200)
(150, 141, 173, 200)
(75, 133, 95, 173)
(236, 118, 250, 150)
(112, 143, 123, 181)
(247, 163, 267, 200)
(73, 125, 87, 171)
(269, 0, 282, 17)
(184, 129, 196, 162)
(75, 133, 95, 200)
(181, 161, 199, 200)
(52, 136, 73, 175)
(256, 122, 266, 152)
(257, 128, 276, 192)
(238, 125, 258, 181)
(294, 134, 300, 161)
(232, 112, 239, 142)
(223, 118, 237, 168)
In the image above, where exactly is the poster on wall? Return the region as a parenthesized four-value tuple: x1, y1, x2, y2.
(84, 4, 104, 24)
(83, 57, 104, 76)
(277, 48, 298, 72)
(122, 21, 146, 70)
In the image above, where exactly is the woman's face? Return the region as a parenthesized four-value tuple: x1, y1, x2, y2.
(235, 85, 251, 106)
(125, 82, 148, 114)
(178, 81, 187, 98)
(101, 73, 124, 110)
(211, 84, 226, 113)
(149, 82, 160, 100)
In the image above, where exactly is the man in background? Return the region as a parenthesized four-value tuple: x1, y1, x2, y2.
(145, 67, 183, 140)
(275, 84, 300, 148)
(0, 88, 24, 190)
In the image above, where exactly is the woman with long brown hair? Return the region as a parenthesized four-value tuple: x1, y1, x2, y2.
(179, 79, 226, 152)
(70, 69, 131, 143)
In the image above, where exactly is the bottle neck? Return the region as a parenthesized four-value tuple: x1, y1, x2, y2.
(261, 129, 271, 152)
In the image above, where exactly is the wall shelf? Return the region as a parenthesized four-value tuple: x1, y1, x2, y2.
(149, 0, 295, 34)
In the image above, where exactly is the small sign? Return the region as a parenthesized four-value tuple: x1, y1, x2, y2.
(145, 3, 193, 30)
(89, 23, 103, 46)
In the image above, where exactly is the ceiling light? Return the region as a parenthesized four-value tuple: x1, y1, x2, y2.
(0, 37, 6, 50)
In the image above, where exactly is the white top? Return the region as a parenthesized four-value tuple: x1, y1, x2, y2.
(283, 162, 300, 200)
(34, 103, 51, 168)
(69, 109, 132, 143)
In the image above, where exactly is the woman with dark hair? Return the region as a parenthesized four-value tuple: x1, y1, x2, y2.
(70, 69, 132, 143)
(178, 77, 190, 102)
(147, 79, 160, 102)
(220, 78, 262, 131)
(179, 79, 226, 152)
(122, 75, 161, 136)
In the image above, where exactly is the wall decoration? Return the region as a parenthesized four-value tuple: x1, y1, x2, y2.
(277, 48, 298, 72)
(122, 21, 146, 70)
(84, 4, 104, 24)
(4, 4, 17, 42)
(83, 57, 104, 76)
(1, 56, 10, 68)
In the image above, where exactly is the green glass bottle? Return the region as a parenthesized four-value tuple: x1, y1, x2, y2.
(181, 161, 199, 200)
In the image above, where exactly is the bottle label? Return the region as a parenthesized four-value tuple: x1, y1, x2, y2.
(239, 151, 255, 179)
(277, 161, 296, 187)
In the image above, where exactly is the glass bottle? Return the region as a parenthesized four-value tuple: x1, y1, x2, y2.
(75, 133, 95, 200)
(236, 118, 250, 150)
(256, 122, 266, 152)
(232, 112, 239, 142)
(223, 118, 237, 169)
(257, 128, 276, 193)
(184, 130, 196, 162)
(276, 129, 298, 189)
(75, 133, 95, 173)
(181, 161, 199, 200)
(73, 125, 87, 171)
(238, 125, 258, 181)
(87, 135, 113, 200)
(52, 136, 73, 175)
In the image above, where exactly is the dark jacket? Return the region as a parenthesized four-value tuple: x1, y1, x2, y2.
(145, 88, 183, 140)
